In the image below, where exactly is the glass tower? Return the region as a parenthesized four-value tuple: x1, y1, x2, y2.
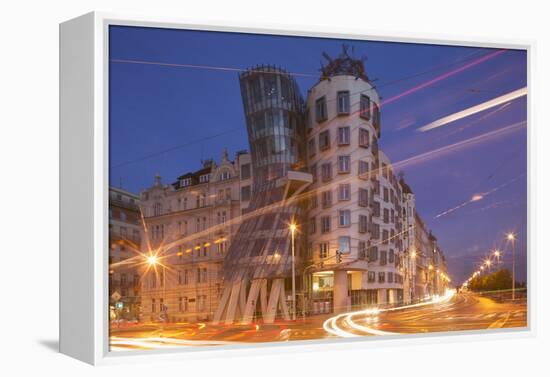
(222, 66, 307, 283)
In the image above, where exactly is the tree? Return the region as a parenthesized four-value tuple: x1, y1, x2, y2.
(468, 268, 512, 292)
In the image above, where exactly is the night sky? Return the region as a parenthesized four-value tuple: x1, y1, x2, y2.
(109, 26, 527, 286)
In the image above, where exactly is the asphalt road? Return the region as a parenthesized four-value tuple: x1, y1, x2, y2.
(324, 292, 527, 337)
(110, 292, 527, 351)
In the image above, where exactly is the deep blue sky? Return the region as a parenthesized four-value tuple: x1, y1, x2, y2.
(109, 26, 527, 285)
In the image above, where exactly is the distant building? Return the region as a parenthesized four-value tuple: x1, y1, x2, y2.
(139, 151, 251, 322)
(109, 187, 142, 320)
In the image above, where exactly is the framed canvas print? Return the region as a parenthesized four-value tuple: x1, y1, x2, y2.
(60, 12, 533, 365)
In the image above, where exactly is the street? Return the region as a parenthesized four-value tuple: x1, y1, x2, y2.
(110, 292, 527, 351)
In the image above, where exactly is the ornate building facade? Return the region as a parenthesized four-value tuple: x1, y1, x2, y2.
(139, 151, 252, 322)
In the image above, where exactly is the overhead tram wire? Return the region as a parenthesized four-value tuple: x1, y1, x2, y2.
(111, 126, 244, 169)
(111, 47, 493, 107)
(110, 49, 503, 169)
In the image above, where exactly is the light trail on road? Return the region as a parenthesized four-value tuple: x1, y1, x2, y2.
(110, 336, 234, 351)
(323, 289, 456, 337)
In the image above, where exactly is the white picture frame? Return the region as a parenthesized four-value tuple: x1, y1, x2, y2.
(59, 11, 535, 365)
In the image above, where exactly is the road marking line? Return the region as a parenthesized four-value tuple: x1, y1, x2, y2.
(488, 312, 510, 329)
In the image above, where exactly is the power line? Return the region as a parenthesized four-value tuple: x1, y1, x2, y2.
(110, 49, 501, 169)
(111, 126, 244, 169)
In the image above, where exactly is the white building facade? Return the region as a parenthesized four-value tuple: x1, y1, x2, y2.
(305, 70, 406, 313)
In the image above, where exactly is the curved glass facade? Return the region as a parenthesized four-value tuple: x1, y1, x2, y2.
(222, 66, 306, 281)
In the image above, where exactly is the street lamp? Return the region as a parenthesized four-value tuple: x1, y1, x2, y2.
(494, 250, 501, 266)
(147, 255, 158, 266)
(289, 222, 297, 321)
(147, 253, 166, 318)
(507, 233, 516, 300)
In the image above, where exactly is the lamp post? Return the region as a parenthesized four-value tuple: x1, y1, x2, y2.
(508, 233, 516, 300)
(290, 223, 297, 321)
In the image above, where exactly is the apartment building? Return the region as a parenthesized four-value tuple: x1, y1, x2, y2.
(139, 150, 251, 322)
(109, 187, 143, 320)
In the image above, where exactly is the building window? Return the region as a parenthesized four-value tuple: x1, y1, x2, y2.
(388, 272, 394, 283)
(371, 223, 380, 239)
(309, 194, 318, 209)
(358, 241, 367, 259)
(359, 128, 370, 148)
(319, 130, 331, 151)
(315, 96, 327, 122)
(151, 298, 156, 313)
(383, 229, 389, 244)
(389, 249, 395, 264)
(358, 160, 369, 180)
(338, 236, 351, 253)
(199, 174, 209, 183)
(378, 272, 385, 283)
(241, 163, 251, 180)
(360, 94, 371, 120)
(338, 210, 351, 227)
(338, 183, 351, 201)
(359, 215, 368, 233)
(373, 102, 380, 132)
(321, 162, 332, 182)
(308, 138, 316, 157)
(220, 171, 231, 181)
(310, 163, 317, 183)
(241, 185, 251, 201)
(368, 246, 379, 262)
(368, 271, 376, 283)
(383, 208, 389, 223)
(380, 250, 387, 265)
(337, 126, 350, 145)
(197, 267, 207, 283)
(359, 188, 369, 207)
(383, 187, 389, 202)
(321, 190, 332, 208)
(309, 217, 316, 234)
(180, 177, 192, 187)
(197, 295, 206, 312)
(179, 297, 188, 312)
(373, 201, 381, 217)
(321, 216, 331, 233)
(319, 243, 329, 259)
(337, 91, 350, 114)
(337, 155, 350, 173)
(153, 203, 162, 216)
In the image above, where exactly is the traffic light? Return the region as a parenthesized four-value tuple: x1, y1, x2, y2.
(336, 250, 342, 263)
